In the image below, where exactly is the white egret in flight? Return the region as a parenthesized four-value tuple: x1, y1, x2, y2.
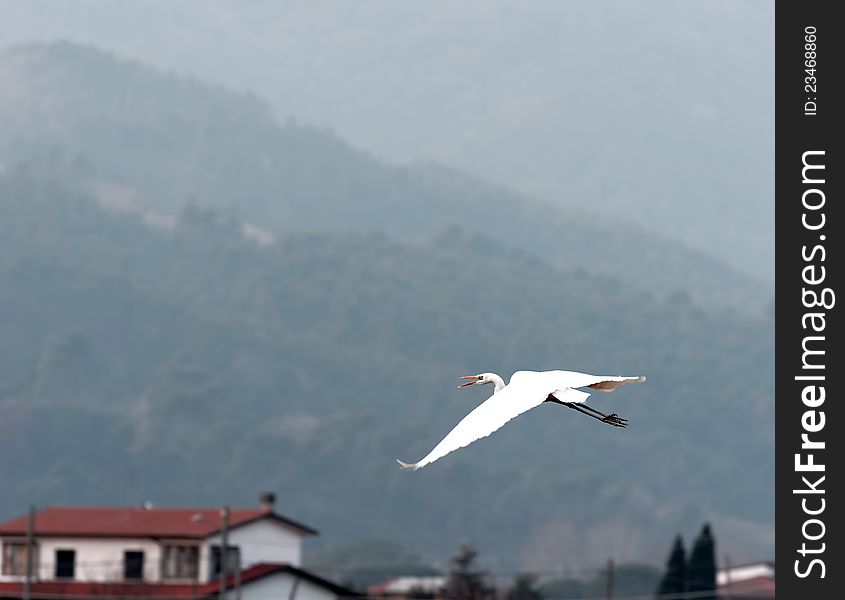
(397, 370, 645, 471)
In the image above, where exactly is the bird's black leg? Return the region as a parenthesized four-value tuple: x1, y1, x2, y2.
(568, 403, 628, 428)
(545, 395, 628, 428)
(574, 402, 626, 421)
(562, 398, 628, 424)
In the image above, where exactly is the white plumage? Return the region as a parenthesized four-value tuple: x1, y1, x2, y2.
(397, 370, 645, 471)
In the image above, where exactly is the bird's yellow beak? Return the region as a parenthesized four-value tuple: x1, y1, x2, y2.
(458, 375, 480, 388)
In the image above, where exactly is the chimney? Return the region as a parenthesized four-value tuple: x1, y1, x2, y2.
(259, 492, 276, 512)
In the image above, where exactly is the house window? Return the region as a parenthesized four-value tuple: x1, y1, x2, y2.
(162, 545, 199, 579)
(2, 541, 37, 576)
(55, 549, 75, 579)
(210, 545, 240, 578)
(124, 551, 145, 580)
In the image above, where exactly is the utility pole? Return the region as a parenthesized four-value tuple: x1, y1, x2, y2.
(219, 506, 230, 600)
(234, 553, 242, 600)
(286, 576, 301, 600)
(604, 559, 614, 600)
(24, 505, 35, 600)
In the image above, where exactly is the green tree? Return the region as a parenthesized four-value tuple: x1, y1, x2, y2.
(443, 544, 495, 600)
(686, 524, 717, 600)
(507, 574, 542, 600)
(655, 535, 686, 598)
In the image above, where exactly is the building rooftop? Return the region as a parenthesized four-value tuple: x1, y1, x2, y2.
(0, 506, 317, 539)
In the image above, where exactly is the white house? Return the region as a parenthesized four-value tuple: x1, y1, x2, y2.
(717, 561, 775, 598)
(369, 576, 446, 597)
(0, 494, 356, 600)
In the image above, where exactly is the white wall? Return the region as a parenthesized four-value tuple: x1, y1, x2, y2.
(717, 563, 775, 585)
(21, 537, 161, 582)
(201, 519, 303, 582)
(1, 517, 304, 585)
(241, 572, 339, 600)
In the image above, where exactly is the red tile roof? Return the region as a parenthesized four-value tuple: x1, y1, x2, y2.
(0, 506, 317, 539)
(0, 563, 356, 599)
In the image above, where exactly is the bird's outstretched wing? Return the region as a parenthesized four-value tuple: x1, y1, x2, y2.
(397, 371, 645, 471)
(518, 370, 646, 393)
(396, 378, 552, 471)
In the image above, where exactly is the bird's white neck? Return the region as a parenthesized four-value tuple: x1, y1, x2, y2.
(489, 373, 506, 393)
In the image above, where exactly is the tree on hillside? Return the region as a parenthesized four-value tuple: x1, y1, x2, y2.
(686, 523, 717, 600)
(655, 535, 686, 598)
(507, 573, 542, 600)
(443, 544, 495, 600)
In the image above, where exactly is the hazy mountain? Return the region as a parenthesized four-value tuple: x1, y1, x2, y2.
(0, 39, 773, 572)
(0, 165, 773, 570)
(0, 0, 774, 279)
(0, 42, 770, 312)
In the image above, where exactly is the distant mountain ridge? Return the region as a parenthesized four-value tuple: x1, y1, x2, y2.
(0, 42, 771, 312)
(0, 1, 775, 279)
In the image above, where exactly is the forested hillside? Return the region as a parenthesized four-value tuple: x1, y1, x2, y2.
(0, 166, 773, 569)
(0, 42, 771, 312)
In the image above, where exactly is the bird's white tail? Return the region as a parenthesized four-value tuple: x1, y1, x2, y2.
(396, 459, 419, 471)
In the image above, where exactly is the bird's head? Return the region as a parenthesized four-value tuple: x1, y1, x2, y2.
(458, 373, 496, 388)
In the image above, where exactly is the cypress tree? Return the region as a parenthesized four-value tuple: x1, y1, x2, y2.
(655, 535, 686, 598)
(687, 523, 717, 600)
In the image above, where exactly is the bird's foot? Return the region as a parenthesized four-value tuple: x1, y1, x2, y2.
(601, 413, 628, 428)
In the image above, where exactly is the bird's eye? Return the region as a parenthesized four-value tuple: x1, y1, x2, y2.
(477, 375, 484, 380)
